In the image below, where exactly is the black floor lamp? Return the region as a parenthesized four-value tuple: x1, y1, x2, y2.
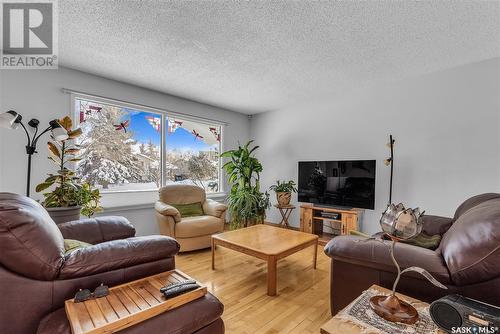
(384, 134, 395, 204)
(0, 110, 68, 197)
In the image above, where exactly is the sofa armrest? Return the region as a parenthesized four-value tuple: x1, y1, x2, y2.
(324, 235, 451, 284)
(421, 215, 453, 236)
(59, 236, 179, 279)
(155, 201, 181, 223)
(58, 216, 136, 244)
(203, 199, 227, 218)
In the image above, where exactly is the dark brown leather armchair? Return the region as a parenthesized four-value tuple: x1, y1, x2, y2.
(324, 193, 500, 315)
(0, 193, 224, 334)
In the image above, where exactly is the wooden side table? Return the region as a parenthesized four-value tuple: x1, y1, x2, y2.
(274, 204, 295, 228)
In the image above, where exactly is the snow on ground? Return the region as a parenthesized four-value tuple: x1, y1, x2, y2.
(98, 179, 219, 193)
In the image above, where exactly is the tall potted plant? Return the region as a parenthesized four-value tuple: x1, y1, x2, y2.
(221, 140, 270, 229)
(36, 116, 102, 224)
(269, 180, 297, 206)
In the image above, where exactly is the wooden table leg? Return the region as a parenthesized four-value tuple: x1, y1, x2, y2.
(267, 256, 277, 296)
(211, 238, 216, 270)
(313, 240, 318, 270)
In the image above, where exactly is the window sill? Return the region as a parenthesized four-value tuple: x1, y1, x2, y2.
(100, 190, 227, 213)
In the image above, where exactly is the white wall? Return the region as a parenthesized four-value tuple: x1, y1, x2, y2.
(250, 58, 500, 234)
(0, 67, 249, 235)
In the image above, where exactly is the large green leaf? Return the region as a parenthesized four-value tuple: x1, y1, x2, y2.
(35, 181, 54, 192)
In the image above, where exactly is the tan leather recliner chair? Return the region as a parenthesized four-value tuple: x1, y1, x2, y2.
(155, 184, 228, 252)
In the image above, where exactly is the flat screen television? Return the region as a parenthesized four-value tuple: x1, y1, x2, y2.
(298, 160, 376, 209)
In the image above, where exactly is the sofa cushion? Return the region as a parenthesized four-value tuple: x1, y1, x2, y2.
(453, 193, 500, 221)
(58, 216, 136, 244)
(60, 236, 180, 279)
(159, 184, 206, 205)
(36, 293, 224, 334)
(172, 202, 204, 218)
(175, 215, 223, 238)
(440, 197, 500, 286)
(421, 215, 453, 236)
(325, 235, 451, 284)
(0, 192, 65, 280)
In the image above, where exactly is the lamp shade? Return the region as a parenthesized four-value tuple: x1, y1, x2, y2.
(380, 203, 423, 240)
(0, 110, 21, 129)
(49, 120, 69, 141)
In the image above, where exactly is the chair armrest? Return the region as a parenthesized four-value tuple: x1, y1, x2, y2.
(155, 201, 181, 222)
(59, 235, 179, 279)
(58, 216, 136, 244)
(421, 215, 453, 236)
(324, 235, 451, 284)
(203, 199, 228, 218)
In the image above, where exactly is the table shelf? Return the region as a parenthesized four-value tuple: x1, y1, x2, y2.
(300, 205, 363, 245)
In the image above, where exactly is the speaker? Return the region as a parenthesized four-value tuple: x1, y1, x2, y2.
(430, 295, 500, 333)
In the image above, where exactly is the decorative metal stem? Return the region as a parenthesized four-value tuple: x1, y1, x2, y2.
(390, 239, 401, 296)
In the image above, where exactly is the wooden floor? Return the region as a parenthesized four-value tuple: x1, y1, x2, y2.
(176, 244, 331, 334)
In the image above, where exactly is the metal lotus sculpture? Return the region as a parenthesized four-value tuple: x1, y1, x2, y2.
(370, 204, 448, 324)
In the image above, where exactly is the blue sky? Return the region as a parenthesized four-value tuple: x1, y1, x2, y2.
(125, 109, 217, 152)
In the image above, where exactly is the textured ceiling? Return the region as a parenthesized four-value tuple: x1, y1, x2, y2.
(59, 1, 500, 114)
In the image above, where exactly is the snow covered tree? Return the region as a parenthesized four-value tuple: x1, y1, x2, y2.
(144, 139, 160, 187)
(187, 153, 217, 189)
(139, 143, 147, 155)
(76, 104, 145, 189)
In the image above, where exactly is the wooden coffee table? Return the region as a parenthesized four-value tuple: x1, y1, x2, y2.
(211, 224, 319, 296)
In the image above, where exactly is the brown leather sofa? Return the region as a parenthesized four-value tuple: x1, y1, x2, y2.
(324, 193, 500, 315)
(155, 184, 227, 252)
(0, 193, 224, 334)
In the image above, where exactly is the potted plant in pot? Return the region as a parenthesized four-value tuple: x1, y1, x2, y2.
(269, 180, 297, 206)
(36, 116, 102, 224)
(221, 140, 271, 229)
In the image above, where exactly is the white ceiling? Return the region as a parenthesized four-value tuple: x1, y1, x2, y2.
(59, 1, 500, 114)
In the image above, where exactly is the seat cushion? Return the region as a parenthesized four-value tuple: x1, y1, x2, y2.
(175, 215, 223, 238)
(37, 293, 224, 334)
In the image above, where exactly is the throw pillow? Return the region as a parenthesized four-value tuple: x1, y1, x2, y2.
(64, 239, 91, 255)
(401, 233, 441, 250)
(172, 202, 204, 218)
(349, 230, 371, 238)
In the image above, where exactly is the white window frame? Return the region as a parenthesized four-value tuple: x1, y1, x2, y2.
(68, 90, 226, 195)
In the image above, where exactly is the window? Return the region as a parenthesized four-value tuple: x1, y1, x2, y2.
(166, 116, 221, 192)
(74, 96, 222, 193)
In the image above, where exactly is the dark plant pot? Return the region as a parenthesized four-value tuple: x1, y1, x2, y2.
(276, 192, 291, 206)
(46, 206, 81, 225)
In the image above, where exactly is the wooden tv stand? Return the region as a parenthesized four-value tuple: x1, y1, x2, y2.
(299, 204, 363, 245)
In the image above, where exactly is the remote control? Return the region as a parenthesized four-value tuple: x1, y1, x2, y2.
(159, 280, 197, 293)
(162, 283, 199, 299)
